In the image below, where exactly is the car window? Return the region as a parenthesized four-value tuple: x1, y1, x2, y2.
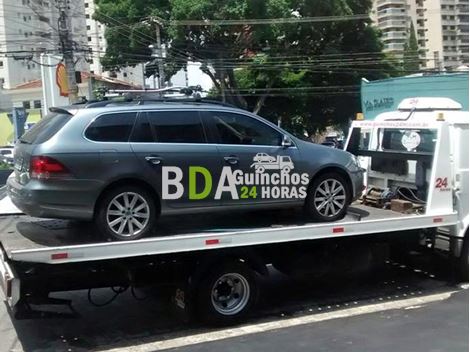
(146, 111, 206, 144)
(209, 111, 282, 146)
(19, 112, 71, 144)
(85, 112, 137, 142)
(129, 113, 154, 143)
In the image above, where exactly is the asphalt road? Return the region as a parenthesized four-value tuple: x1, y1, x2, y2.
(0, 250, 468, 352)
(170, 289, 468, 352)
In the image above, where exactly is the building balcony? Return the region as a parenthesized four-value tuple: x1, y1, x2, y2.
(443, 29, 458, 36)
(376, 0, 406, 7)
(442, 19, 458, 26)
(378, 20, 407, 29)
(384, 42, 405, 51)
(444, 50, 460, 56)
(382, 31, 407, 39)
(441, 9, 457, 16)
(377, 8, 407, 18)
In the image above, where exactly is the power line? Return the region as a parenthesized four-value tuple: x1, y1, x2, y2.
(167, 14, 370, 26)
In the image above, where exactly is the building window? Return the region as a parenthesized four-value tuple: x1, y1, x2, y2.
(22, 101, 31, 109)
(123, 72, 128, 77)
(85, 2, 89, 7)
(86, 14, 90, 19)
(0, 61, 3, 67)
(88, 36, 92, 42)
(0, 78, 4, 85)
(86, 25, 91, 30)
(33, 100, 41, 109)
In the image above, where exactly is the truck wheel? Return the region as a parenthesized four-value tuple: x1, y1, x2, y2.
(195, 261, 259, 325)
(305, 172, 350, 222)
(95, 185, 156, 241)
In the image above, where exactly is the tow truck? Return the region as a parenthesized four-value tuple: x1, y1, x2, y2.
(251, 155, 295, 173)
(0, 97, 468, 325)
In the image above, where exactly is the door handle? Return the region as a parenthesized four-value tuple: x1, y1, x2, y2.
(145, 156, 163, 165)
(224, 156, 239, 165)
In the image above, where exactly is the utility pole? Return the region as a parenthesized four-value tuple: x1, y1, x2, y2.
(149, 17, 166, 89)
(57, 0, 79, 103)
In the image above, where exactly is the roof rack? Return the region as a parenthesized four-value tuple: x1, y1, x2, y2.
(84, 86, 237, 109)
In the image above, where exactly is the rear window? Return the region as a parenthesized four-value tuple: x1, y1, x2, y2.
(19, 112, 71, 144)
(85, 112, 137, 142)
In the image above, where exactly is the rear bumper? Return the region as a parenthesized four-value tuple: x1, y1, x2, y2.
(6, 175, 98, 220)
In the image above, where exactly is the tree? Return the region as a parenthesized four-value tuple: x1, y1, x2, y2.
(94, 0, 399, 136)
(403, 22, 420, 73)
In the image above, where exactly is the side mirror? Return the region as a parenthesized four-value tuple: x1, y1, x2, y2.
(281, 135, 293, 148)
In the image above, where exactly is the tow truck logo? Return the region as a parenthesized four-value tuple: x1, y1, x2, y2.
(161, 153, 309, 201)
(251, 153, 294, 174)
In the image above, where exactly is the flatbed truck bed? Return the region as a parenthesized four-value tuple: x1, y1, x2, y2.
(0, 203, 456, 264)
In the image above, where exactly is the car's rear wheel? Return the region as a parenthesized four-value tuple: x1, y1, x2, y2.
(95, 185, 156, 241)
(305, 172, 350, 222)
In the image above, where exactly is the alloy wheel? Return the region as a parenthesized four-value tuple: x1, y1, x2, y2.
(313, 178, 346, 217)
(106, 192, 150, 238)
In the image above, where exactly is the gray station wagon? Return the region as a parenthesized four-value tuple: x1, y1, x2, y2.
(7, 101, 364, 241)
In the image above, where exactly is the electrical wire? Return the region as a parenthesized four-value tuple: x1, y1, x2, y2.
(87, 286, 128, 307)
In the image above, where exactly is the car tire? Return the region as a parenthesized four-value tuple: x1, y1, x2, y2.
(305, 172, 351, 222)
(95, 185, 156, 241)
(195, 261, 259, 326)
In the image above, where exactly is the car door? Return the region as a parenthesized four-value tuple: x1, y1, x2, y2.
(130, 109, 222, 210)
(203, 110, 301, 206)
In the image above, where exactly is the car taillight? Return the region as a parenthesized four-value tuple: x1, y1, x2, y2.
(30, 156, 71, 179)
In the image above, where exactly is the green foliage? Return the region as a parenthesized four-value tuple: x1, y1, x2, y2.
(403, 22, 420, 73)
(0, 161, 12, 170)
(95, 0, 400, 135)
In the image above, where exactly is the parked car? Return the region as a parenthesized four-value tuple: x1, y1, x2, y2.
(7, 102, 364, 241)
(0, 147, 14, 166)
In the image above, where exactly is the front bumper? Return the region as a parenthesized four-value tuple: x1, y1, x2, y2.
(350, 169, 365, 201)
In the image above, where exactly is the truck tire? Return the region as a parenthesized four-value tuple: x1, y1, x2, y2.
(195, 261, 259, 325)
(95, 185, 156, 241)
(305, 172, 351, 222)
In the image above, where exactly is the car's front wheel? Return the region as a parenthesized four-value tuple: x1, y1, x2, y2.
(305, 172, 350, 222)
(95, 185, 156, 241)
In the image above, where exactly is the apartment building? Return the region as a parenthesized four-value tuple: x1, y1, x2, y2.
(0, 0, 89, 90)
(0, 0, 60, 89)
(84, 0, 144, 87)
(371, 0, 469, 70)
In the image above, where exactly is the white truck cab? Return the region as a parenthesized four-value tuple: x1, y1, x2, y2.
(346, 97, 469, 261)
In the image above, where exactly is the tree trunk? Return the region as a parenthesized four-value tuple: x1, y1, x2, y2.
(227, 68, 247, 109)
(252, 79, 274, 114)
